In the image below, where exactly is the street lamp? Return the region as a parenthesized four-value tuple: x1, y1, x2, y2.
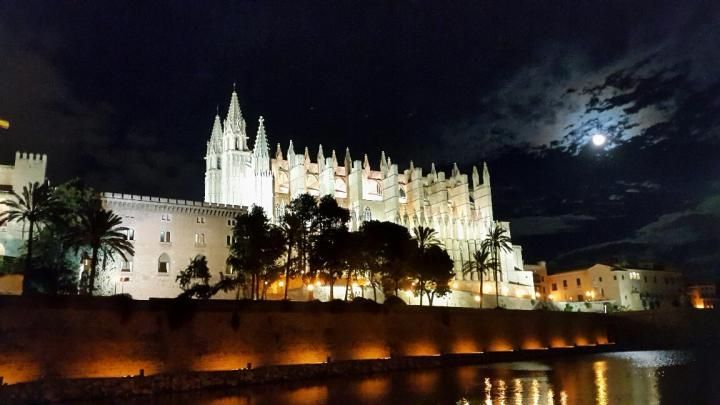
(0, 119, 9, 130)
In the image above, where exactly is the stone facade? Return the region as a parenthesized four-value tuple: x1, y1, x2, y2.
(204, 89, 534, 298)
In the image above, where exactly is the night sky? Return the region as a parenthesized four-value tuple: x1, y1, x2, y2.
(1, 1, 719, 279)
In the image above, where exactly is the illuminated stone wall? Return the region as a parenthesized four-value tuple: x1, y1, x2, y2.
(0, 296, 610, 384)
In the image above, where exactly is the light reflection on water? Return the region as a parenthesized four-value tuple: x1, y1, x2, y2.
(113, 350, 719, 405)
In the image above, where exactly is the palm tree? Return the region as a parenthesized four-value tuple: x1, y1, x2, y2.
(411, 226, 441, 252)
(74, 203, 134, 296)
(461, 245, 494, 308)
(481, 223, 512, 308)
(0, 182, 58, 294)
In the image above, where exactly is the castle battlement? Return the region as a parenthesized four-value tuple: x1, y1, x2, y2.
(15, 152, 47, 162)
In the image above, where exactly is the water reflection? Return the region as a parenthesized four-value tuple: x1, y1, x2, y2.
(116, 350, 719, 405)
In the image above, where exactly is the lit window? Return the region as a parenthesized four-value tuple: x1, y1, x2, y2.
(364, 207, 372, 221)
(158, 253, 170, 273)
(195, 233, 206, 246)
(121, 260, 133, 272)
(160, 231, 171, 243)
(118, 227, 134, 241)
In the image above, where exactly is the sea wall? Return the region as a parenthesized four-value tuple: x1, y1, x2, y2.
(0, 295, 610, 386)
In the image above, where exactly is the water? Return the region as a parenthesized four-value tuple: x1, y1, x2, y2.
(116, 350, 720, 404)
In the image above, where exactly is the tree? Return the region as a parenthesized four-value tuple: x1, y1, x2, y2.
(0, 182, 60, 294)
(279, 211, 302, 300)
(413, 245, 455, 306)
(360, 221, 413, 301)
(285, 194, 319, 275)
(411, 226, 441, 252)
(227, 206, 284, 300)
(74, 202, 135, 296)
(461, 245, 494, 308)
(308, 196, 350, 300)
(481, 223, 513, 308)
(176, 255, 215, 299)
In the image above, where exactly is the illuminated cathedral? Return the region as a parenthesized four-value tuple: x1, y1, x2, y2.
(204, 89, 534, 290)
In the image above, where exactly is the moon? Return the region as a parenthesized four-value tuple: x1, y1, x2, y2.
(591, 133, 607, 146)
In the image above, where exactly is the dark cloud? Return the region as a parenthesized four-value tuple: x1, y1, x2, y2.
(510, 215, 596, 237)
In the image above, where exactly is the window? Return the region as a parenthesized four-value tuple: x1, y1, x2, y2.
(613, 275, 617, 280)
(576, 278, 581, 287)
(644, 276, 648, 283)
(196, 216, 206, 224)
(601, 288, 605, 297)
(399, 187, 406, 199)
(121, 260, 133, 272)
(227, 219, 236, 227)
(577, 294, 584, 302)
(216, 157, 221, 169)
(158, 253, 170, 273)
(551, 283, 558, 291)
(562, 280, 568, 288)
(364, 207, 372, 221)
(225, 263, 235, 275)
(226, 235, 232, 246)
(118, 227, 135, 241)
(195, 233, 206, 246)
(599, 277, 603, 282)
(622, 275, 625, 280)
(161, 213, 172, 222)
(160, 231, 171, 243)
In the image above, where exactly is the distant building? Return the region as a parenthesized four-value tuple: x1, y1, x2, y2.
(529, 262, 685, 311)
(687, 283, 718, 309)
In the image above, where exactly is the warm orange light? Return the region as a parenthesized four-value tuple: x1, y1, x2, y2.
(0, 119, 9, 130)
(307, 284, 315, 291)
(474, 295, 481, 302)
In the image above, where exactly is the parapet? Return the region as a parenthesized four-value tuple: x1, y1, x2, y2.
(15, 152, 47, 162)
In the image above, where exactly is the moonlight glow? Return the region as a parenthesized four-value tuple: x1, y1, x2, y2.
(591, 133, 607, 146)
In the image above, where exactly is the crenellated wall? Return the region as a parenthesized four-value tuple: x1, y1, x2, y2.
(0, 296, 611, 385)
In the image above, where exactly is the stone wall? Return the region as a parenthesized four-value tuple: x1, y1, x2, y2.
(0, 295, 611, 385)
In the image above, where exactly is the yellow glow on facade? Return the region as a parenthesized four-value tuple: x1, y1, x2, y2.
(0, 119, 9, 129)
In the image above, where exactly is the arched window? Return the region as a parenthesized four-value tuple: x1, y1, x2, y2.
(278, 171, 289, 193)
(216, 157, 221, 169)
(364, 207, 372, 221)
(158, 253, 170, 273)
(399, 187, 406, 199)
(375, 181, 383, 196)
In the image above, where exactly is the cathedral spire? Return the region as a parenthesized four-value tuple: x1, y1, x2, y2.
(304, 146, 311, 166)
(275, 143, 283, 160)
(287, 140, 296, 168)
(430, 162, 437, 177)
(380, 151, 388, 176)
(226, 88, 243, 125)
(482, 161, 490, 185)
(253, 116, 269, 156)
(253, 116, 270, 174)
(452, 162, 460, 178)
(331, 149, 338, 168)
(317, 145, 325, 171)
(472, 165, 480, 188)
(211, 113, 223, 140)
(344, 147, 352, 172)
(363, 154, 370, 173)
